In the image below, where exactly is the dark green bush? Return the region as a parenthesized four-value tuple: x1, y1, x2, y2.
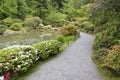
(0, 25, 6, 35)
(94, 21, 120, 48)
(96, 48, 108, 57)
(33, 40, 61, 60)
(9, 23, 23, 31)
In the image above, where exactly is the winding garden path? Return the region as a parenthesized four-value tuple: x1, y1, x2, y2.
(26, 32, 104, 80)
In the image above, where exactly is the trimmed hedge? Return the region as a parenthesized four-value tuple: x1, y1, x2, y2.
(0, 40, 61, 76)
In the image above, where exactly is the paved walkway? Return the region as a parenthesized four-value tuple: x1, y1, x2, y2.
(26, 32, 104, 80)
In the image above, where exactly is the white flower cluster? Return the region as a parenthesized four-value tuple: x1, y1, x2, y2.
(0, 45, 39, 74)
(0, 40, 61, 75)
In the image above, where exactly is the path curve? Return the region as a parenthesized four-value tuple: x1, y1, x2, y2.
(26, 32, 103, 80)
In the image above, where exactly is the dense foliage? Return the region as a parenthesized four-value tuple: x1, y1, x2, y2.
(90, 0, 120, 75)
(33, 40, 61, 60)
(60, 25, 78, 36)
(102, 45, 120, 73)
(1, 0, 120, 79)
(0, 45, 38, 75)
(0, 40, 61, 76)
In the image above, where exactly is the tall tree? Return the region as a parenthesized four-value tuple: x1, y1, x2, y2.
(0, 0, 18, 18)
(25, 0, 38, 16)
(17, 0, 30, 19)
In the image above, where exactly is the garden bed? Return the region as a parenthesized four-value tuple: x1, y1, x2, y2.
(0, 40, 61, 79)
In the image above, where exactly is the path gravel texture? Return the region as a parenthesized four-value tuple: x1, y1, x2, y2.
(26, 32, 104, 80)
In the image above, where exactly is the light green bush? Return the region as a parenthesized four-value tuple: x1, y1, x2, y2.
(56, 35, 65, 43)
(33, 40, 61, 60)
(77, 17, 89, 23)
(64, 35, 75, 42)
(3, 18, 22, 27)
(80, 21, 94, 33)
(24, 17, 42, 29)
(9, 23, 23, 31)
(39, 23, 44, 28)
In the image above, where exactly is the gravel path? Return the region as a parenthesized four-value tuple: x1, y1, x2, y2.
(26, 32, 104, 80)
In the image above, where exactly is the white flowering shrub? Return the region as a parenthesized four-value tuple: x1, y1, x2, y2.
(0, 40, 61, 76)
(33, 40, 61, 60)
(0, 45, 38, 75)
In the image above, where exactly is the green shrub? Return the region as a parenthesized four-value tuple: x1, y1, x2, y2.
(73, 17, 88, 27)
(80, 21, 94, 33)
(39, 23, 44, 28)
(0, 40, 61, 76)
(77, 17, 89, 23)
(56, 35, 65, 43)
(61, 25, 78, 36)
(102, 45, 120, 74)
(0, 25, 6, 35)
(43, 25, 52, 30)
(24, 17, 42, 29)
(3, 17, 14, 27)
(67, 3, 92, 20)
(3, 18, 22, 27)
(9, 23, 23, 31)
(96, 48, 108, 57)
(93, 48, 108, 63)
(64, 35, 75, 42)
(33, 40, 61, 60)
(0, 45, 38, 75)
